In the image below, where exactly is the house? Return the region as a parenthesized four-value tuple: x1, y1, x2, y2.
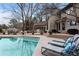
(48, 3, 79, 34)
(33, 21, 47, 32)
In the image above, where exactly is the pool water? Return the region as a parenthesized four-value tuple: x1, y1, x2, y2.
(0, 36, 39, 56)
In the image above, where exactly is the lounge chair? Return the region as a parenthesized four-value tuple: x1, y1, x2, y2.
(41, 36, 79, 56)
(48, 35, 79, 47)
(48, 36, 73, 47)
(52, 36, 73, 43)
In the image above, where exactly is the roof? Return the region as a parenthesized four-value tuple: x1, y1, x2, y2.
(61, 3, 73, 11)
(7, 28, 18, 31)
(55, 17, 68, 22)
(34, 21, 47, 26)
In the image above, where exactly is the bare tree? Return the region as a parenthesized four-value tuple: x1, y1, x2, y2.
(26, 3, 40, 30)
(10, 3, 40, 33)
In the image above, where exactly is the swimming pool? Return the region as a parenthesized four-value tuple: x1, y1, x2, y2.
(0, 36, 39, 56)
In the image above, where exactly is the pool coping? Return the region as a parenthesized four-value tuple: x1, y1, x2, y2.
(0, 35, 42, 37)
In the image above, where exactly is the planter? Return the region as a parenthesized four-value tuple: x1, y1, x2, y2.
(32, 32, 34, 35)
(48, 31, 52, 35)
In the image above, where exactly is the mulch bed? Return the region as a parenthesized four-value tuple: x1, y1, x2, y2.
(47, 34, 73, 39)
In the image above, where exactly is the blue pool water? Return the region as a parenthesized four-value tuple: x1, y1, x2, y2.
(0, 36, 39, 56)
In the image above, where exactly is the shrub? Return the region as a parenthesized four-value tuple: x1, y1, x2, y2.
(40, 30, 43, 35)
(3, 32, 5, 34)
(7, 29, 17, 35)
(44, 31, 47, 33)
(52, 29, 58, 33)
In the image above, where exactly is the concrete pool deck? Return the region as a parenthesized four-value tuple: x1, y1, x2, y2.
(32, 35, 63, 56)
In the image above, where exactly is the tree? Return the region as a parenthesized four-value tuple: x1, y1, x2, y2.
(9, 19, 18, 28)
(17, 3, 26, 34)
(25, 19, 29, 30)
(27, 3, 40, 30)
(1, 24, 8, 29)
(11, 3, 40, 33)
(32, 17, 38, 23)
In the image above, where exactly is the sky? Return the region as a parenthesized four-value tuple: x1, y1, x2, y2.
(0, 10, 11, 24)
(0, 3, 68, 25)
(0, 0, 77, 3)
(0, 3, 17, 25)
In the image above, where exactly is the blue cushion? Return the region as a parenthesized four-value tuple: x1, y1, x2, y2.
(64, 37, 73, 47)
(63, 42, 75, 54)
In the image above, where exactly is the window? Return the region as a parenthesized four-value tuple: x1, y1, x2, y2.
(77, 17, 79, 23)
(62, 22, 65, 30)
(66, 8, 74, 15)
(70, 20, 76, 26)
(56, 23, 58, 31)
(58, 23, 60, 30)
(70, 7, 74, 13)
(66, 10, 70, 14)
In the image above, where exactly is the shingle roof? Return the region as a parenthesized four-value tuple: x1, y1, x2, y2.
(34, 21, 47, 26)
(61, 3, 73, 11)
